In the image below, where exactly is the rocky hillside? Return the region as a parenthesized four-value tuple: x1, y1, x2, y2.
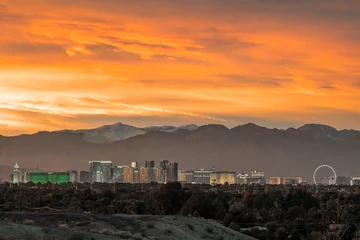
(0, 213, 255, 240)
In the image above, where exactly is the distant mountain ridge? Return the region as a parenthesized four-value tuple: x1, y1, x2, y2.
(0, 122, 359, 181)
(56, 123, 199, 143)
(52, 122, 359, 143)
(298, 124, 359, 142)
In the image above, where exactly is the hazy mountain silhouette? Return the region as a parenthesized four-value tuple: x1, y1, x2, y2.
(0, 122, 359, 181)
(298, 124, 358, 142)
(56, 123, 199, 143)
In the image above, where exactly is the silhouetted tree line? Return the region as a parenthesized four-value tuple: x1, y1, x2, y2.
(1, 182, 360, 239)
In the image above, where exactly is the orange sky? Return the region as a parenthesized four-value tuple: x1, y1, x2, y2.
(1, 0, 360, 135)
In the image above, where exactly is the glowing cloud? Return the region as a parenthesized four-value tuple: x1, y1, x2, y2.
(0, 0, 360, 134)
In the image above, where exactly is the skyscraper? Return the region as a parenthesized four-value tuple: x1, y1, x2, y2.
(153, 167, 161, 183)
(89, 161, 113, 183)
(159, 160, 178, 183)
(139, 167, 150, 183)
(80, 171, 90, 183)
(68, 170, 78, 183)
(145, 160, 155, 168)
(123, 167, 135, 183)
(112, 166, 134, 183)
(160, 160, 169, 183)
(131, 161, 140, 170)
(12, 163, 21, 184)
(167, 162, 178, 182)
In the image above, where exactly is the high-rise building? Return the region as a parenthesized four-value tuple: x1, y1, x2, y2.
(153, 167, 161, 183)
(178, 170, 194, 183)
(80, 171, 90, 183)
(133, 170, 140, 183)
(193, 169, 213, 184)
(22, 171, 28, 183)
(131, 162, 140, 170)
(145, 160, 155, 168)
(89, 161, 113, 183)
(139, 167, 150, 183)
(167, 162, 178, 182)
(159, 160, 178, 183)
(160, 160, 169, 183)
(68, 170, 78, 183)
(12, 163, 21, 184)
(210, 172, 237, 185)
(112, 166, 127, 183)
(124, 167, 135, 183)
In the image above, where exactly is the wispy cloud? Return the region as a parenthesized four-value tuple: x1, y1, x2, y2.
(0, 0, 360, 134)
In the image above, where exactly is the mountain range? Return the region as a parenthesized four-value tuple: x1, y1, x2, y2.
(0, 122, 359, 181)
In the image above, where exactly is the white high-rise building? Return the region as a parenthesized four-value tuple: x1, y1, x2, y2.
(13, 162, 21, 184)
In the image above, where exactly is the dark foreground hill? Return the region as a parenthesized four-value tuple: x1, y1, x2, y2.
(0, 123, 359, 181)
(0, 213, 255, 240)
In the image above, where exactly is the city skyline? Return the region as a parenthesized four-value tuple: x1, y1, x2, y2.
(7, 160, 347, 186)
(1, 0, 360, 136)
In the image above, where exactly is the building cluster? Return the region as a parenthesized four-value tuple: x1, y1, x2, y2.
(237, 171, 303, 185)
(83, 160, 179, 184)
(178, 168, 237, 185)
(11, 161, 360, 186)
(10, 163, 77, 184)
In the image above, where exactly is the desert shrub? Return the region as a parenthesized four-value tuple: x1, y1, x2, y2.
(205, 226, 214, 234)
(147, 222, 155, 229)
(67, 233, 85, 240)
(164, 229, 173, 236)
(23, 235, 38, 240)
(187, 223, 194, 230)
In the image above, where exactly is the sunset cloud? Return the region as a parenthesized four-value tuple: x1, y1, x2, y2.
(0, 0, 360, 135)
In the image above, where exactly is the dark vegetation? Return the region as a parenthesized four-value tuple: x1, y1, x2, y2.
(1, 182, 360, 239)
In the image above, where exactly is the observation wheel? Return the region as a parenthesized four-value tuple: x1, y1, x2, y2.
(313, 165, 337, 185)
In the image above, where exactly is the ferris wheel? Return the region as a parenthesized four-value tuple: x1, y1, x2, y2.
(313, 165, 337, 185)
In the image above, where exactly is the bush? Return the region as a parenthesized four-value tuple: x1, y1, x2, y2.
(205, 226, 214, 234)
(147, 222, 155, 229)
(67, 233, 85, 240)
(187, 223, 194, 230)
(164, 229, 173, 236)
(228, 222, 241, 232)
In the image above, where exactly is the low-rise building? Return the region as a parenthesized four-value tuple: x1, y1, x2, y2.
(237, 173, 248, 185)
(268, 176, 281, 185)
(247, 177, 266, 185)
(28, 171, 70, 184)
(251, 170, 265, 178)
(210, 172, 236, 185)
(336, 176, 351, 185)
(351, 177, 360, 186)
(178, 170, 194, 183)
(281, 177, 303, 185)
(193, 169, 214, 184)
